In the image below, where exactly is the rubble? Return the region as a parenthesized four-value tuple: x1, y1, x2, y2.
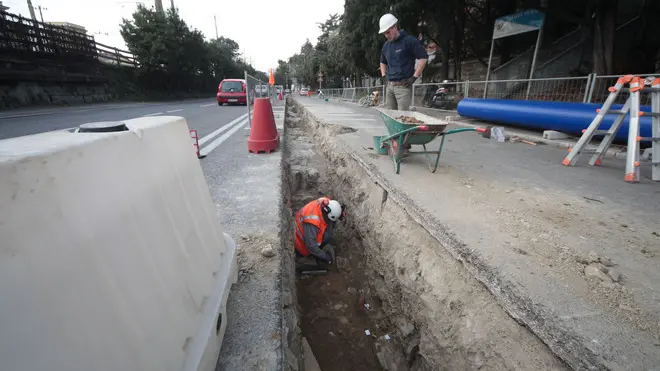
(584, 263, 612, 282)
(260, 245, 276, 258)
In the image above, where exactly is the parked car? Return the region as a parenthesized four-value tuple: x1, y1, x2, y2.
(217, 79, 247, 105)
(299, 87, 309, 96)
(254, 84, 269, 98)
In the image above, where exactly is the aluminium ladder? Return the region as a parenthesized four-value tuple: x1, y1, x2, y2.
(562, 74, 660, 183)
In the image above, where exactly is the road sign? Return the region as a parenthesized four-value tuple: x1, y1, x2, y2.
(493, 9, 545, 39)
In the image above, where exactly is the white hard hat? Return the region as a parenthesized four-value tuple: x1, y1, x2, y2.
(326, 200, 343, 221)
(379, 13, 398, 34)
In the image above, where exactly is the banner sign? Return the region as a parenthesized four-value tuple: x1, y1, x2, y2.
(493, 9, 545, 39)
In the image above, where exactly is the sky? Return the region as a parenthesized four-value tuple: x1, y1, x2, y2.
(4, 0, 345, 72)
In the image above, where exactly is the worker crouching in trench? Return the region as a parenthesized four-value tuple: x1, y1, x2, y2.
(294, 196, 346, 273)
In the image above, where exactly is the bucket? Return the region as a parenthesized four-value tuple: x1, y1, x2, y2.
(373, 135, 388, 155)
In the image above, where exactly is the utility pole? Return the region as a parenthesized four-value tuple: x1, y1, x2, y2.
(213, 14, 218, 39)
(37, 5, 45, 23)
(26, 0, 37, 21)
(170, 0, 174, 10)
(154, 0, 163, 14)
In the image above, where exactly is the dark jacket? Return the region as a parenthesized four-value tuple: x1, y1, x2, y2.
(380, 30, 428, 82)
(303, 213, 335, 259)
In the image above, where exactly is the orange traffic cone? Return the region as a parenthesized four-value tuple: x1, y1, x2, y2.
(248, 97, 279, 153)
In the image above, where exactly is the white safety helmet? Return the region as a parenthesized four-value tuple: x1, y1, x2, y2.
(325, 200, 343, 221)
(379, 13, 398, 34)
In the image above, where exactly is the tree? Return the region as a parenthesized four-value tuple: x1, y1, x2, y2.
(120, 4, 259, 95)
(283, 0, 650, 87)
(591, 0, 617, 75)
(274, 59, 290, 87)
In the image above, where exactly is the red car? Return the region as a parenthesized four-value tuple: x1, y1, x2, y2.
(217, 79, 247, 105)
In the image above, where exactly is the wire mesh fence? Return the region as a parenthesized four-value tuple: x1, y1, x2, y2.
(317, 86, 386, 107)
(244, 71, 277, 131)
(588, 74, 657, 105)
(469, 76, 590, 102)
(412, 81, 466, 110)
(298, 73, 658, 112)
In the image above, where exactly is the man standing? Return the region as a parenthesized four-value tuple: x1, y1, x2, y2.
(294, 196, 345, 271)
(379, 13, 428, 111)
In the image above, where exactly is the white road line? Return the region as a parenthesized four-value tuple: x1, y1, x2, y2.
(199, 118, 248, 156)
(200, 103, 216, 107)
(143, 112, 164, 117)
(198, 113, 248, 146)
(166, 109, 183, 113)
(321, 113, 371, 115)
(333, 118, 377, 121)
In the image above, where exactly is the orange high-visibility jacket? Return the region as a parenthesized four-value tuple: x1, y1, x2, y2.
(294, 197, 330, 256)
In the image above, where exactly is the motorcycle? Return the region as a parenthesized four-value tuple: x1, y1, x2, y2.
(424, 80, 455, 110)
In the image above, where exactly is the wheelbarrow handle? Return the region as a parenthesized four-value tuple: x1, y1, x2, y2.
(440, 127, 487, 136)
(379, 125, 427, 143)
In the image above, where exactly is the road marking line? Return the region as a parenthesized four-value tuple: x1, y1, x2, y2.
(199, 118, 248, 156)
(166, 109, 183, 113)
(200, 103, 216, 107)
(143, 112, 164, 117)
(321, 113, 370, 115)
(334, 118, 377, 121)
(198, 113, 248, 146)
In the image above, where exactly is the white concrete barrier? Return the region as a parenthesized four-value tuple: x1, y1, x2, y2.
(0, 116, 237, 371)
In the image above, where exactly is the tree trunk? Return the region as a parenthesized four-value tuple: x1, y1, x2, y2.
(496, 0, 519, 65)
(437, 4, 451, 80)
(592, 0, 617, 75)
(452, 0, 466, 81)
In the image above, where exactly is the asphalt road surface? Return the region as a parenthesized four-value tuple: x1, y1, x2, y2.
(0, 98, 249, 140)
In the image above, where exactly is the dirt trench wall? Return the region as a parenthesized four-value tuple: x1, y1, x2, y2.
(280, 102, 305, 371)
(286, 99, 567, 371)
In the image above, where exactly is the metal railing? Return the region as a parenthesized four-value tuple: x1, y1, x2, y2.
(588, 73, 657, 106)
(294, 73, 658, 112)
(315, 86, 386, 107)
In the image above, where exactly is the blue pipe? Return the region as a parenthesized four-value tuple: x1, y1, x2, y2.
(457, 98, 653, 143)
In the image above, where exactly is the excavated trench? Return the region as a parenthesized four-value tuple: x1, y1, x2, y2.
(282, 108, 418, 371)
(280, 100, 568, 371)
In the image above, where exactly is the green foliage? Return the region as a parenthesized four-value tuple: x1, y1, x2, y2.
(282, 0, 654, 85)
(119, 5, 259, 94)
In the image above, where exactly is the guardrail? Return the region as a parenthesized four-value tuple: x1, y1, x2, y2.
(0, 10, 137, 67)
(95, 41, 137, 67)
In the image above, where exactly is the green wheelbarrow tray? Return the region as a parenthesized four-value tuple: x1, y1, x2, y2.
(375, 108, 487, 174)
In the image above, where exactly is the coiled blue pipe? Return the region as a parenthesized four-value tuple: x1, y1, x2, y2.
(457, 98, 653, 144)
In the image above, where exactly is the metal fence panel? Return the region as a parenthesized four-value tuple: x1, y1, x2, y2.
(412, 81, 466, 110)
(301, 74, 658, 111)
(244, 72, 275, 131)
(589, 74, 657, 105)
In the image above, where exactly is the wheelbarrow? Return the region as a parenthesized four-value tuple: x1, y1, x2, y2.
(375, 108, 487, 174)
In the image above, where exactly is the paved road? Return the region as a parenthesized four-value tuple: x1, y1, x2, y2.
(0, 98, 250, 141)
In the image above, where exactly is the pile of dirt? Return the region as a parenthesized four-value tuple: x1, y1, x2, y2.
(396, 116, 425, 124)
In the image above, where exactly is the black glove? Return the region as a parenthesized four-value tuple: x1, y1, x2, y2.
(321, 251, 333, 264)
(381, 75, 387, 85)
(406, 76, 417, 86)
